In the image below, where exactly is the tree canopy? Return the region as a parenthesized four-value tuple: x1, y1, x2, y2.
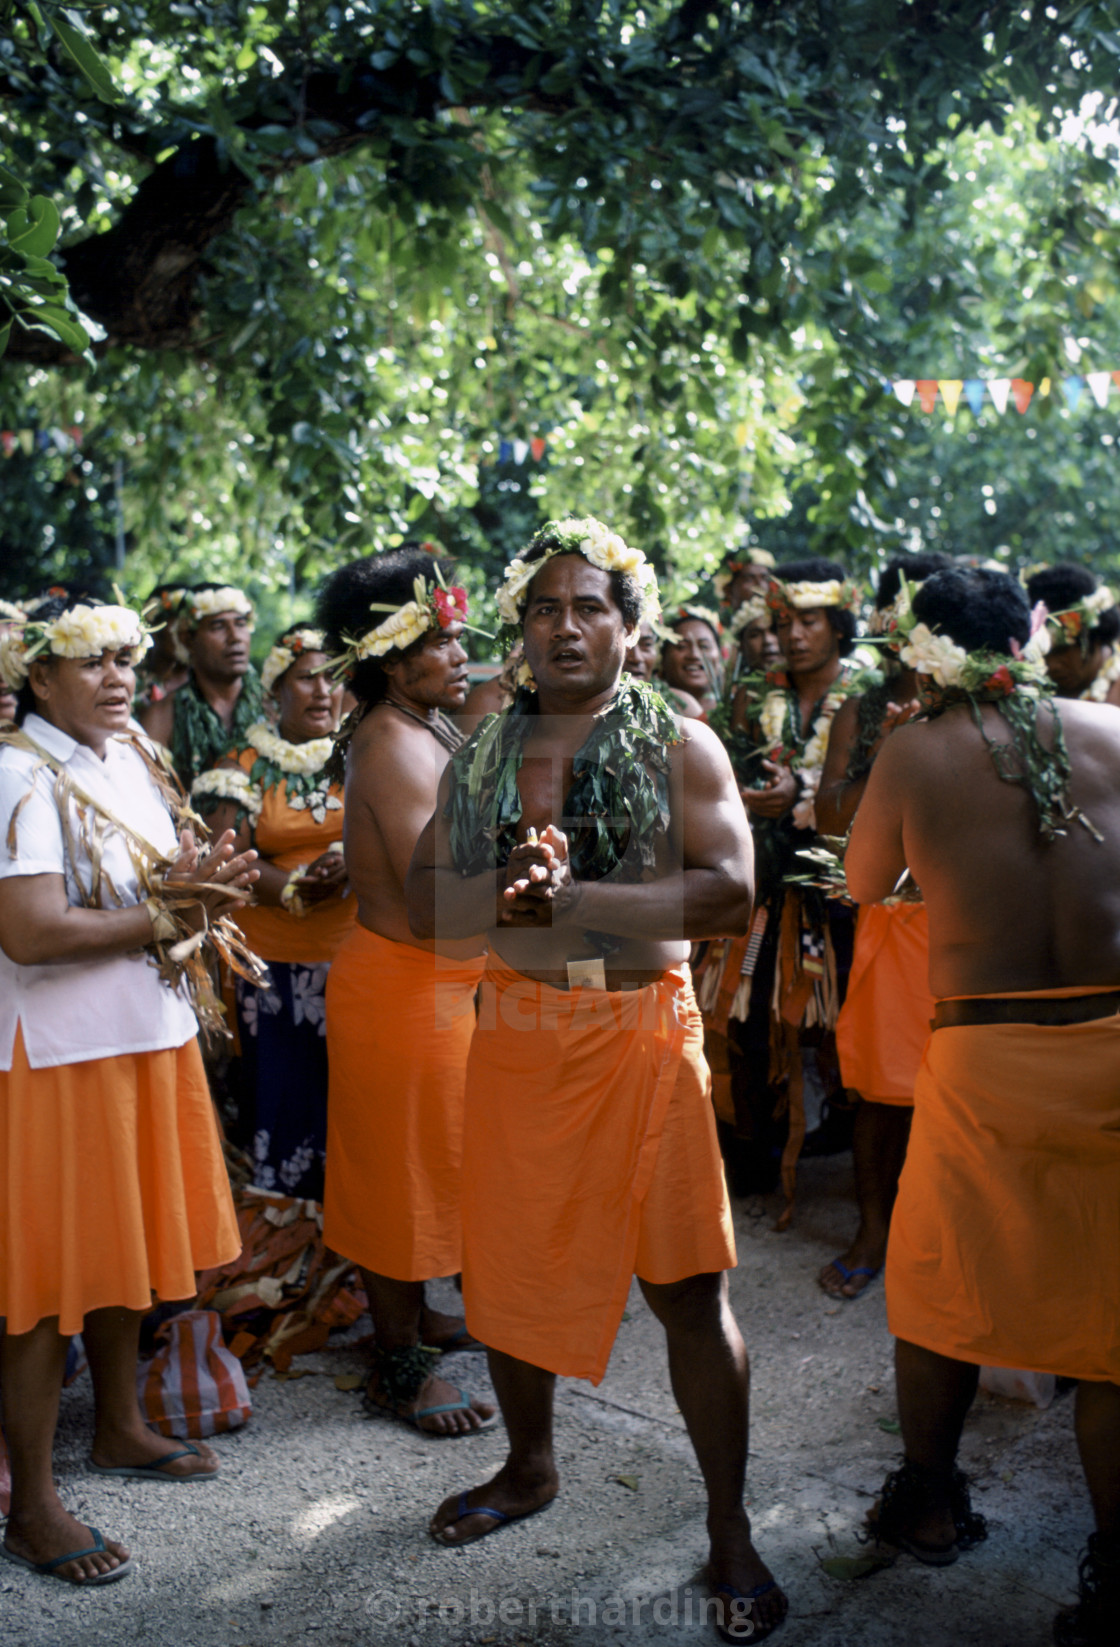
(2, 0, 1119, 633)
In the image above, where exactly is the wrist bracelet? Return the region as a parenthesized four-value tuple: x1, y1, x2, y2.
(280, 867, 308, 918)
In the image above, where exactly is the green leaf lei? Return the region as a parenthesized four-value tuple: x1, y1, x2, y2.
(169, 667, 265, 789)
(446, 675, 683, 911)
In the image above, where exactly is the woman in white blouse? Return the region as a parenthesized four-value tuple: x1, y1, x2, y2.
(0, 594, 257, 1587)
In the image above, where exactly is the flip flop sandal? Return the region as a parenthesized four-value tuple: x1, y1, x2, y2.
(709, 1578, 787, 1643)
(430, 1489, 554, 1548)
(819, 1258, 882, 1299)
(363, 1386, 498, 1437)
(89, 1442, 218, 1481)
(424, 1324, 487, 1354)
(1, 1527, 133, 1585)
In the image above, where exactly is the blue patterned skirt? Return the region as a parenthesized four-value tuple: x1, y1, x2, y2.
(234, 960, 330, 1200)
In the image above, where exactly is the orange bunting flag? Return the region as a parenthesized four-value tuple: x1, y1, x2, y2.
(938, 380, 963, 416)
(1112, 371, 1120, 392)
(1011, 379, 1034, 414)
(530, 435, 546, 461)
(915, 380, 939, 414)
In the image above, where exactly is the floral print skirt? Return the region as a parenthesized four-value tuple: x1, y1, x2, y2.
(234, 960, 330, 1200)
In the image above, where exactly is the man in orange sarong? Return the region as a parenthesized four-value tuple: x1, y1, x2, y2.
(846, 565, 1120, 1647)
(814, 553, 949, 1300)
(408, 519, 788, 1644)
(316, 547, 494, 1437)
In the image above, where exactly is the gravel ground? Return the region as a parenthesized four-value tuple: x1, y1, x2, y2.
(3, 1153, 1089, 1647)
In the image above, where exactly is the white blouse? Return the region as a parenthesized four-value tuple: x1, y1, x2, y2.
(0, 714, 199, 1070)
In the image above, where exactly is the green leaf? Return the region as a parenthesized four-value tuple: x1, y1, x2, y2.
(820, 1552, 896, 1582)
(0, 317, 11, 357)
(48, 11, 122, 104)
(9, 197, 60, 260)
(614, 1475, 639, 1491)
(0, 166, 28, 210)
(876, 1417, 901, 1434)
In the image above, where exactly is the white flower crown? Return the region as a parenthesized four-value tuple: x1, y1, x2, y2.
(728, 594, 772, 639)
(496, 517, 661, 633)
(186, 587, 255, 627)
(261, 627, 326, 695)
(0, 602, 153, 690)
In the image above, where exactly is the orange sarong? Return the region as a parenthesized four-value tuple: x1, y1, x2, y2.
(0, 1029, 239, 1337)
(835, 903, 934, 1106)
(323, 925, 485, 1281)
(461, 959, 736, 1385)
(886, 991, 1120, 1381)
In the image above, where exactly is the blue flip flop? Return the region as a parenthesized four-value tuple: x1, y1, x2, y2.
(431, 1489, 554, 1547)
(364, 1386, 498, 1436)
(710, 1578, 786, 1643)
(820, 1257, 882, 1299)
(89, 1441, 218, 1481)
(1, 1527, 133, 1585)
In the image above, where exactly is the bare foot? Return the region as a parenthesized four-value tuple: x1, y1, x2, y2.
(430, 1464, 559, 1546)
(818, 1243, 884, 1300)
(4, 1502, 130, 1584)
(91, 1426, 219, 1479)
(419, 1306, 485, 1353)
(707, 1510, 788, 1642)
(365, 1368, 496, 1436)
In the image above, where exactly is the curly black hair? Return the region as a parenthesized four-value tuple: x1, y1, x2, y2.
(774, 555, 857, 656)
(315, 545, 445, 707)
(875, 552, 953, 612)
(519, 527, 643, 633)
(1025, 562, 1120, 649)
(913, 566, 1031, 654)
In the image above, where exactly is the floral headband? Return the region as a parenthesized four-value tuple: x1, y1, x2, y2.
(141, 587, 192, 664)
(335, 567, 483, 674)
(185, 587, 255, 629)
(728, 594, 772, 639)
(495, 516, 661, 634)
(262, 627, 328, 695)
(887, 578, 1050, 692)
(712, 551, 775, 600)
(668, 603, 723, 640)
(0, 602, 153, 690)
(766, 576, 862, 615)
(1045, 585, 1116, 649)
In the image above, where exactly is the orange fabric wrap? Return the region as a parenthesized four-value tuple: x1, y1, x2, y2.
(322, 925, 485, 1282)
(835, 903, 933, 1106)
(460, 960, 736, 1385)
(887, 996, 1120, 1381)
(233, 770, 354, 964)
(0, 1030, 239, 1336)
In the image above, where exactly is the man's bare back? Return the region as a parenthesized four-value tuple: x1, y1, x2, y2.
(847, 697, 1120, 997)
(344, 705, 481, 958)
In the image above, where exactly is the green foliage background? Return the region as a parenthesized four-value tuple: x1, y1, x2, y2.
(2, 1, 1120, 649)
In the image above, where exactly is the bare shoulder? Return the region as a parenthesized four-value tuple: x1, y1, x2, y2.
(673, 717, 735, 783)
(348, 706, 448, 793)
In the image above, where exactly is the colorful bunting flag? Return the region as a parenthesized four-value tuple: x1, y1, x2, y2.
(915, 380, 939, 414)
(988, 379, 1012, 414)
(1086, 372, 1112, 409)
(1011, 379, 1034, 414)
(893, 381, 916, 407)
(962, 379, 986, 415)
(938, 380, 963, 415)
(1062, 377, 1083, 411)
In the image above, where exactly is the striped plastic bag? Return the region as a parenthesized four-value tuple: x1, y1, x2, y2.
(137, 1309, 252, 1439)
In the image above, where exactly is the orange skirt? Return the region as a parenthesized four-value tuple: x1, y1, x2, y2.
(0, 1029, 239, 1337)
(835, 903, 933, 1106)
(461, 960, 736, 1384)
(322, 926, 486, 1281)
(887, 998, 1120, 1381)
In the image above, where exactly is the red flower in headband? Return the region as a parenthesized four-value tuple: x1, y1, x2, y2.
(433, 585, 469, 628)
(983, 666, 1015, 696)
